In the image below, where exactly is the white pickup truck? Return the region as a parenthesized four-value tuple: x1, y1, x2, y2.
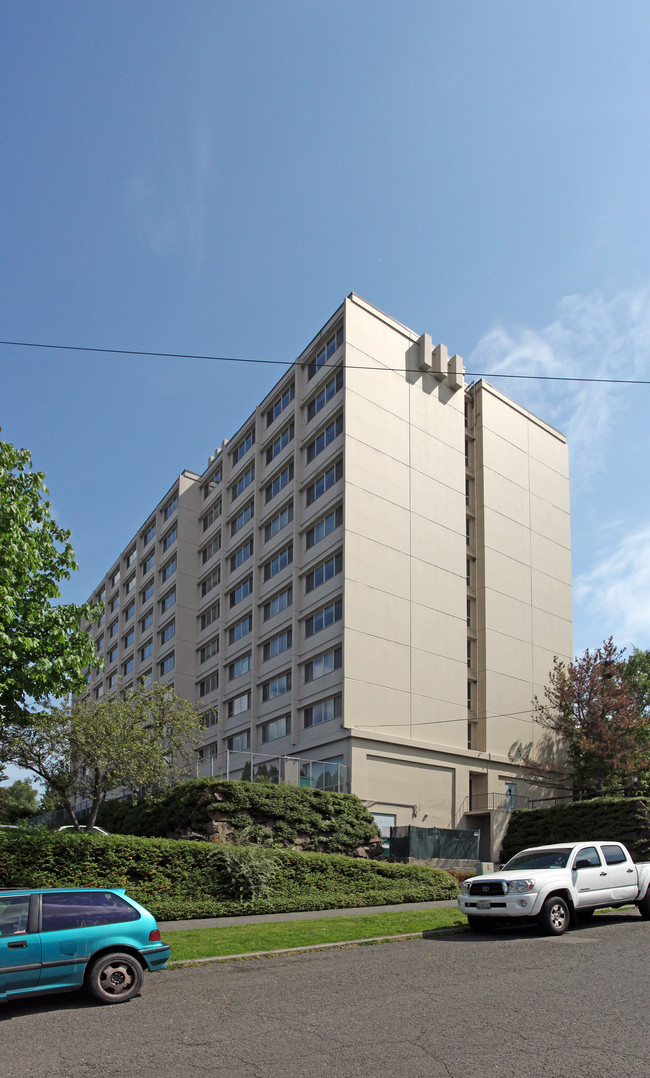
(458, 840, 650, 935)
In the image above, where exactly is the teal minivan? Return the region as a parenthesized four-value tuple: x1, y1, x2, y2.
(0, 888, 170, 1004)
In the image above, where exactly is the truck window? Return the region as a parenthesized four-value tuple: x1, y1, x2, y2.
(573, 846, 601, 868)
(601, 844, 627, 865)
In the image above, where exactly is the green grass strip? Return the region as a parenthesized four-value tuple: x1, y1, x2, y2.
(166, 907, 466, 962)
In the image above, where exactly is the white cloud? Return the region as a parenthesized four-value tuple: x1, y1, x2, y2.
(574, 523, 650, 652)
(469, 286, 650, 485)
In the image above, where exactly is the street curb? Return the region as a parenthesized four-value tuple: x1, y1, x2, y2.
(167, 928, 462, 966)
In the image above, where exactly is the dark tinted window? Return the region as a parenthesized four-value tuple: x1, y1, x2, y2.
(602, 844, 628, 865)
(574, 846, 602, 868)
(0, 895, 30, 935)
(42, 891, 140, 932)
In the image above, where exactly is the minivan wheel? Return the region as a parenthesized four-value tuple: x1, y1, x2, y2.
(86, 952, 143, 1004)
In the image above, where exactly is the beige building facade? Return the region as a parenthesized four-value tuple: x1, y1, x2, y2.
(83, 294, 572, 859)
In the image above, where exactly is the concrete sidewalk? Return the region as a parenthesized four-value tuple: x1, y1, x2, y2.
(158, 898, 457, 932)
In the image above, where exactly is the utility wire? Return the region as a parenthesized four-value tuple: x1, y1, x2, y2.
(1, 337, 650, 385)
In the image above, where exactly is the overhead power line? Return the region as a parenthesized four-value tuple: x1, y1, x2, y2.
(1, 336, 650, 385)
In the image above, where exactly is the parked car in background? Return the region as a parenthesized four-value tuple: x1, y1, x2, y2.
(57, 825, 110, 835)
(0, 888, 169, 1004)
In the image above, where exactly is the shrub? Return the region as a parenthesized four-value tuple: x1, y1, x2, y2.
(499, 796, 650, 863)
(0, 829, 458, 920)
(96, 778, 380, 855)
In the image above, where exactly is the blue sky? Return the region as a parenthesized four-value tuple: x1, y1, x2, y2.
(2, 0, 650, 672)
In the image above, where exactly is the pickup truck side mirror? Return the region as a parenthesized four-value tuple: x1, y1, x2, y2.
(574, 858, 592, 869)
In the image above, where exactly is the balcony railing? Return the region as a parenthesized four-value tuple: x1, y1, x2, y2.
(453, 791, 529, 827)
(201, 749, 349, 793)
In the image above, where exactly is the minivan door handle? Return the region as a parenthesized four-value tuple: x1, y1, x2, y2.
(8, 940, 27, 949)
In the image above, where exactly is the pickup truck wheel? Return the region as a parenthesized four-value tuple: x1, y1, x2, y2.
(538, 896, 570, 936)
(466, 915, 495, 933)
(637, 893, 650, 920)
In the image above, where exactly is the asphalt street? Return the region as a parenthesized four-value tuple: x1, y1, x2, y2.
(2, 911, 649, 1078)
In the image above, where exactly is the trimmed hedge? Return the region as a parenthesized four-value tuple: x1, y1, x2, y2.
(96, 778, 379, 855)
(0, 830, 459, 921)
(499, 797, 650, 864)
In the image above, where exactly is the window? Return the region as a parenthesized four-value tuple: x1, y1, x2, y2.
(141, 670, 153, 688)
(306, 459, 343, 507)
(229, 614, 252, 644)
(41, 891, 139, 932)
(108, 644, 118, 664)
(141, 581, 154, 604)
(230, 537, 253, 572)
(231, 463, 255, 502)
(204, 708, 218, 727)
(202, 466, 222, 500)
(263, 585, 292, 621)
(574, 846, 602, 868)
(110, 594, 120, 613)
(228, 729, 251, 752)
(97, 586, 106, 603)
(231, 427, 255, 465)
(307, 368, 343, 422)
(160, 621, 175, 645)
(262, 671, 291, 702)
(161, 588, 176, 613)
(263, 629, 292, 661)
(95, 634, 104, 652)
(201, 534, 221, 564)
(123, 628, 135, 649)
(304, 694, 342, 728)
(0, 894, 29, 935)
(143, 551, 155, 574)
(261, 714, 290, 743)
(602, 844, 628, 866)
(266, 381, 295, 427)
(304, 646, 342, 683)
(162, 494, 178, 521)
(199, 672, 218, 697)
(264, 501, 293, 543)
(126, 549, 137, 569)
(162, 526, 177, 552)
(109, 619, 119, 639)
(141, 641, 153, 661)
(263, 543, 293, 582)
(200, 636, 219, 664)
(143, 522, 156, 546)
(305, 552, 342, 594)
(266, 422, 294, 464)
(306, 413, 343, 463)
(97, 611, 105, 627)
(107, 672, 118, 689)
(227, 692, 250, 717)
(264, 461, 294, 504)
(306, 505, 343, 550)
(231, 500, 253, 537)
(306, 327, 343, 380)
(125, 575, 136, 594)
(229, 576, 252, 608)
(161, 556, 177, 582)
(111, 568, 121, 587)
(200, 602, 219, 631)
(160, 653, 175, 676)
(123, 656, 134, 676)
(202, 501, 222, 532)
(124, 601, 135, 621)
(229, 653, 252, 680)
(95, 684, 104, 698)
(200, 567, 220, 598)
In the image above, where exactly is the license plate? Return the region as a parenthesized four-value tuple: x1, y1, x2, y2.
(476, 900, 490, 910)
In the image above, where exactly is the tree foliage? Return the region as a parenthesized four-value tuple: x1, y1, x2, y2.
(529, 638, 650, 797)
(0, 683, 204, 829)
(0, 778, 41, 822)
(0, 440, 100, 726)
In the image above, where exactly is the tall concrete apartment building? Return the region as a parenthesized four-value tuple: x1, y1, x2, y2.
(84, 294, 572, 858)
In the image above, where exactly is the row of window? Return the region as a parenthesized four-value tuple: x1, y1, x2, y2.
(222, 692, 342, 748)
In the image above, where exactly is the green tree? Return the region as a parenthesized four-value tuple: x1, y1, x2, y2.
(0, 440, 101, 727)
(530, 638, 650, 797)
(0, 683, 205, 829)
(0, 777, 41, 822)
(623, 647, 650, 716)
